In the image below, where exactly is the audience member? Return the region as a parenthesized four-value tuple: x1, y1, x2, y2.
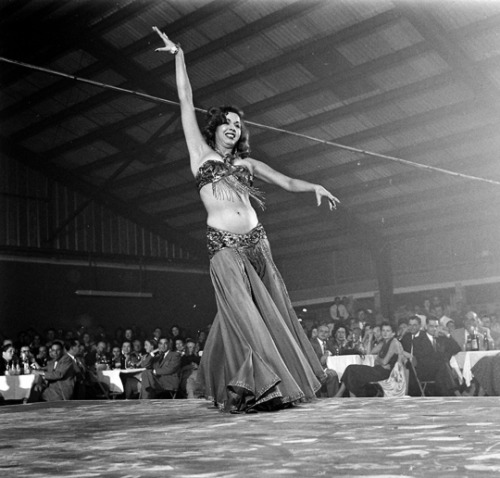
(140, 337, 181, 399)
(1, 344, 15, 375)
(330, 325, 349, 355)
(35, 345, 49, 368)
(329, 297, 348, 323)
(31, 341, 77, 401)
(179, 339, 202, 399)
(451, 311, 494, 351)
(309, 325, 339, 397)
(410, 317, 461, 396)
(335, 322, 402, 397)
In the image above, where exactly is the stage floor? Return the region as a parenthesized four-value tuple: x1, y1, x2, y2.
(1, 397, 499, 477)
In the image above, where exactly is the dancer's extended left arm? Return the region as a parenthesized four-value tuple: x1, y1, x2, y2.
(249, 158, 340, 211)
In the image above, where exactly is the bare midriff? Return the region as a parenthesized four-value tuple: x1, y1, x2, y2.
(199, 185, 259, 234)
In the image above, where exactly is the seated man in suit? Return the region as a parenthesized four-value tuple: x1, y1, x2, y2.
(451, 311, 494, 351)
(310, 324, 339, 397)
(140, 337, 181, 399)
(31, 341, 77, 401)
(412, 317, 462, 396)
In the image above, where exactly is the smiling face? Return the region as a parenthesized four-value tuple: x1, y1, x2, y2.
(215, 112, 241, 152)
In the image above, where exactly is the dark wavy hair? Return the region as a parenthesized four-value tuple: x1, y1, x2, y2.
(202, 105, 250, 158)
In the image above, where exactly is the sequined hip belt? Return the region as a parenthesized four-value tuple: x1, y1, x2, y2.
(206, 223, 267, 258)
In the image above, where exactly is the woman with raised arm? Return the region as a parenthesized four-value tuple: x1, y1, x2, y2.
(153, 27, 340, 413)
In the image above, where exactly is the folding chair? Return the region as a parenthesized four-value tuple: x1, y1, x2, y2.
(408, 360, 435, 396)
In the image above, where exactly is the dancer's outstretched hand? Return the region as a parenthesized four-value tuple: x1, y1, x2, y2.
(314, 185, 340, 211)
(152, 26, 179, 53)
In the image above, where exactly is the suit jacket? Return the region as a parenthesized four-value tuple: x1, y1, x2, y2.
(151, 350, 181, 390)
(310, 338, 328, 367)
(400, 331, 422, 356)
(42, 354, 76, 401)
(413, 332, 461, 381)
(451, 327, 492, 351)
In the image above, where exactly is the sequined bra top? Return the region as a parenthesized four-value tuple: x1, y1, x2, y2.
(195, 153, 265, 209)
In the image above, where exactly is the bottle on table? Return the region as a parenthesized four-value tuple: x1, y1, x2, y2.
(470, 329, 479, 352)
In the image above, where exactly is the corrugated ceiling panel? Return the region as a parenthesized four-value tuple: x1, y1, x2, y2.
(85, 103, 127, 126)
(232, 0, 295, 23)
(319, 116, 368, 138)
(101, 0, 186, 49)
(338, 19, 424, 66)
(263, 16, 316, 50)
(171, 28, 212, 54)
(133, 48, 176, 70)
(370, 52, 450, 90)
(258, 133, 308, 157)
(106, 95, 155, 115)
(55, 142, 118, 169)
(227, 36, 281, 67)
(101, 23, 142, 49)
(460, 28, 500, 61)
(293, 90, 342, 115)
(298, 0, 394, 36)
(426, 111, 491, 138)
(261, 63, 316, 90)
(430, 1, 500, 31)
(397, 83, 473, 115)
(233, 79, 278, 103)
(61, 116, 97, 137)
(354, 137, 395, 154)
(0, 109, 42, 135)
(89, 69, 127, 86)
(296, 150, 357, 176)
(356, 103, 407, 129)
(188, 52, 245, 88)
(50, 50, 98, 72)
(196, 10, 246, 40)
(22, 125, 80, 152)
(385, 125, 434, 149)
(253, 103, 307, 126)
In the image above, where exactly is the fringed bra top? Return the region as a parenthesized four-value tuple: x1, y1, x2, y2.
(195, 153, 265, 210)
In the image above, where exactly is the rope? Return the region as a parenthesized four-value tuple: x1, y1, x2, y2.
(2, 55, 500, 187)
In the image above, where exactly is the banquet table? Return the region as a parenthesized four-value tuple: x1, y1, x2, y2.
(97, 368, 145, 394)
(0, 374, 36, 401)
(327, 354, 375, 381)
(453, 350, 499, 387)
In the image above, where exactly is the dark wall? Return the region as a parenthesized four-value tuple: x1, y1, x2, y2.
(0, 260, 216, 339)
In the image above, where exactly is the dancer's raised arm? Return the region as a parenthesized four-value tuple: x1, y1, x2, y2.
(153, 27, 211, 174)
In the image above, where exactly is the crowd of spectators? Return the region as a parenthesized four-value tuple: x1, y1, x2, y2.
(0, 322, 209, 403)
(2, 294, 500, 403)
(306, 295, 500, 397)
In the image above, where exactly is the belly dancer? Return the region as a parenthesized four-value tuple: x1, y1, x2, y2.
(153, 27, 340, 413)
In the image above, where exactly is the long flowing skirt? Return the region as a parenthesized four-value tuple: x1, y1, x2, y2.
(198, 224, 325, 413)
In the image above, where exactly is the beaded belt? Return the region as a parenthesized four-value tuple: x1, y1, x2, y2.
(206, 223, 267, 259)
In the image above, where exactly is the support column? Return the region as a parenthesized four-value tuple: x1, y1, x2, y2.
(369, 241, 394, 320)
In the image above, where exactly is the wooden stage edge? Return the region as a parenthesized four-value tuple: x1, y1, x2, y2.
(1, 397, 499, 477)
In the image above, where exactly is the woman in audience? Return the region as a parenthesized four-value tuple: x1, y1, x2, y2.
(152, 27, 339, 413)
(35, 345, 49, 368)
(1, 344, 15, 375)
(335, 322, 402, 397)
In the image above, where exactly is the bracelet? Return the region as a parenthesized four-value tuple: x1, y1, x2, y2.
(170, 43, 180, 55)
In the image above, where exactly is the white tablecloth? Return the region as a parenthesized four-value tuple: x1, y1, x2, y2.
(97, 369, 145, 394)
(454, 351, 499, 387)
(327, 355, 376, 381)
(0, 374, 36, 401)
